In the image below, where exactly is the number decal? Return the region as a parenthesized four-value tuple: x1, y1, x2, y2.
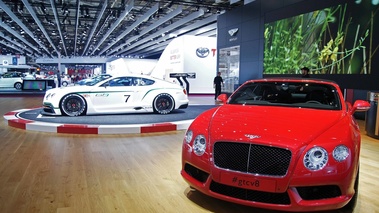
(254, 180, 260, 187)
(124, 95, 130, 103)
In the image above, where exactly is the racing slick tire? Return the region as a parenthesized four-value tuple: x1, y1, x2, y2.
(60, 94, 87, 116)
(153, 93, 175, 114)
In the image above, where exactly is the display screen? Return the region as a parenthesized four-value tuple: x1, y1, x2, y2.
(22, 80, 46, 90)
(264, 1, 379, 75)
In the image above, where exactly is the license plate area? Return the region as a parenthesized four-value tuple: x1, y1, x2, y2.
(220, 172, 276, 192)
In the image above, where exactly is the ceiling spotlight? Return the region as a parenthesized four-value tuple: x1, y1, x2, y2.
(61, 3, 67, 12)
(85, 7, 90, 17)
(40, 3, 47, 14)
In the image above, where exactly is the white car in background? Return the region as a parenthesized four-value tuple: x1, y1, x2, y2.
(61, 75, 71, 87)
(0, 72, 23, 90)
(46, 74, 71, 87)
(42, 75, 189, 116)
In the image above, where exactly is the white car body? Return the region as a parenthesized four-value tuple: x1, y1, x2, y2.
(0, 72, 23, 89)
(42, 75, 189, 116)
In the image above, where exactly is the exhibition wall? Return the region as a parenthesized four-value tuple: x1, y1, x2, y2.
(106, 58, 158, 76)
(217, 0, 379, 91)
(151, 35, 216, 94)
(0, 55, 30, 74)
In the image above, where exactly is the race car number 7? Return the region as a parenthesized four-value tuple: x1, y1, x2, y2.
(124, 95, 130, 103)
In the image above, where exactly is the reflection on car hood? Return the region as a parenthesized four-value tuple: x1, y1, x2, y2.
(209, 104, 344, 148)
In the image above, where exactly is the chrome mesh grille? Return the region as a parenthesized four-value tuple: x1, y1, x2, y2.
(213, 142, 292, 176)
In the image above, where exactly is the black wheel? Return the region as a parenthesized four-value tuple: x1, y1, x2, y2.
(343, 168, 359, 211)
(153, 93, 175, 114)
(60, 94, 86, 116)
(14, 82, 22, 90)
(62, 81, 68, 87)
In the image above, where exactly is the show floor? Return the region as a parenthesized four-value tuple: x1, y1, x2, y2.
(0, 96, 378, 213)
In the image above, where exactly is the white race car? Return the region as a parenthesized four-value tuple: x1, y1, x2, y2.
(42, 75, 189, 116)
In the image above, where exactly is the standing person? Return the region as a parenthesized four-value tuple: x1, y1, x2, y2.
(56, 70, 61, 87)
(301, 67, 310, 78)
(213, 71, 224, 100)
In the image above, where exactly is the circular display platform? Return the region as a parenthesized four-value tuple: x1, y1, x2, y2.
(4, 105, 217, 134)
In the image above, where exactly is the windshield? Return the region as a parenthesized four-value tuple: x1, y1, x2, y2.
(228, 81, 341, 110)
(85, 75, 112, 86)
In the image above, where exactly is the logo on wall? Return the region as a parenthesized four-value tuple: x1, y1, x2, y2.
(2, 60, 8, 65)
(12, 57, 18, 65)
(228, 28, 239, 36)
(196, 47, 210, 58)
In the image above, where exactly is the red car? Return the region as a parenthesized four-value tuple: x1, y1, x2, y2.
(181, 78, 370, 212)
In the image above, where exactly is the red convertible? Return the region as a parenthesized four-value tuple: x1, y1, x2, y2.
(181, 78, 370, 212)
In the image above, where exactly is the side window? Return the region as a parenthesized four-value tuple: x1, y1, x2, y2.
(107, 77, 133, 87)
(141, 78, 154, 86)
(132, 77, 154, 86)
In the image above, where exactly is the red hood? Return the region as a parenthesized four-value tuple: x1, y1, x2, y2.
(209, 104, 345, 149)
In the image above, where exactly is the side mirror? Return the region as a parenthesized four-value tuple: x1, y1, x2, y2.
(217, 94, 228, 104)
(351, 100, 371, 113)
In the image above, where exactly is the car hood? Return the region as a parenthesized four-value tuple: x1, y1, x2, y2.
(209, 104, 346, 149)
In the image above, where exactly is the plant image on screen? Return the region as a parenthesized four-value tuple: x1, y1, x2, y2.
(264, 1, 378, 75)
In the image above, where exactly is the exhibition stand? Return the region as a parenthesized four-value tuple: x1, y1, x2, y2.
(366, 92, 379, 139)
(22, 79, 55, 91)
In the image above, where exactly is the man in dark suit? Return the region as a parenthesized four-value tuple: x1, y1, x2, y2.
(213, 72, 224, 100)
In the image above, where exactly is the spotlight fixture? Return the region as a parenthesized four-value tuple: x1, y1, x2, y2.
(40, 3, 47, 14)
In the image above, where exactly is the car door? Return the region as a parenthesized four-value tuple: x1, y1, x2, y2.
(0, 73, 19, 88)
(89, 76, 138, 113)
(0, 75, 6, 87)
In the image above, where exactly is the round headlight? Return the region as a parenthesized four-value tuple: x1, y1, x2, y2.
(185, 130, 193, 143)
(333, 145, 349, 162)
(193, 135, 206, 156)
(303, 147, 328, 171)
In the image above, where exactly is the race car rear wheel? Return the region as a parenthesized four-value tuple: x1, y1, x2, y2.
(14, 82, 22, 90)
(60, 94, 87, 116)
(153, 93, 175, 114)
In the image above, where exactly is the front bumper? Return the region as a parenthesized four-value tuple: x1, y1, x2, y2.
(181, 163, 352, 212)
(42, 103, 62, 116)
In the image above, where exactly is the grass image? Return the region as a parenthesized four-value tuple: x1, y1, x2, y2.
(264, 2, 378, 75)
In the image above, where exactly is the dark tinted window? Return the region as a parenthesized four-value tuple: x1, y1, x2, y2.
(228, 82, 341, 110)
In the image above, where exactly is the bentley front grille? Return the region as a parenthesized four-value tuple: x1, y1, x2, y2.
(213, 142, 292, 176)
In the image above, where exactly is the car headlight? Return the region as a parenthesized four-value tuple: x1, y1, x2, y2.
(193, 135, 206, 156)
(303, 147, 328, 171)
(46, 93, 56, 100)
(333, 145, 349, 162)
(185, 130, 193, 143)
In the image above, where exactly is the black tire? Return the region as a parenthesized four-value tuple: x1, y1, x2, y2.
(343, 168, 359, 211)
(153, 93, 175, 114)
(62, 81, 68, 87)
(60, 94, 86, 116)
(14, 82, 22, 90)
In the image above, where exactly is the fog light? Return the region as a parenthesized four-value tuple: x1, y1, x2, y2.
(333, 145, 349, 162)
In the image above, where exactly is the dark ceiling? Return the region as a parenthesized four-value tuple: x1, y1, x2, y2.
(0, 0, 242, 61)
